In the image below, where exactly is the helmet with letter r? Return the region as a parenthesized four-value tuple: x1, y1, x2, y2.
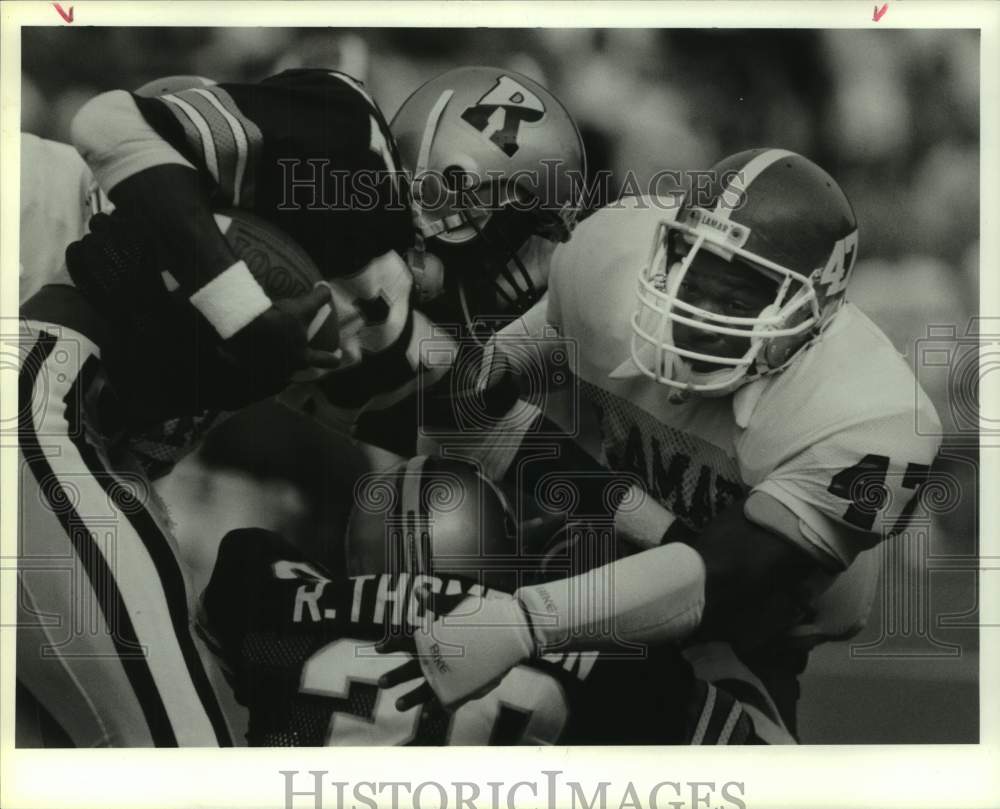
(391, 66, 586, 340)
(346, 455, 519, 593)
(615, 147, 859, 400)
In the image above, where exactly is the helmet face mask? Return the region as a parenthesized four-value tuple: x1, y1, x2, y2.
(620, 149, 859, 399)
(632, 213, 823, 396)
(445, 207, 545, 332)
(392, 66, 586, 336)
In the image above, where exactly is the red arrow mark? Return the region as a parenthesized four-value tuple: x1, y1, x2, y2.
(52, 3, 74, 23)
(873, 3, 888, 22)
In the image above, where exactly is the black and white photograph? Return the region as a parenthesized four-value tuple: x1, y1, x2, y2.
(2, 2, 997, 808)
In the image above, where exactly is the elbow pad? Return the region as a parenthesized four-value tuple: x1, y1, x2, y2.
(71, 90, 193, 192)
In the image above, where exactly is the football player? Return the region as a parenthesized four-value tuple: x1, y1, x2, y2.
(66, 67, 423, 395)
(284, 66, 588, 455)
(17, 69, 419, 746)
(391, 65, 585, 337)
(16, 65, 583, 747)
(19, 76, 215, 305)
(380, 149, 943, 735)
(197, 456, 791, 745)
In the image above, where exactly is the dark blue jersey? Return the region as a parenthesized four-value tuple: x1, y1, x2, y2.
(199, 528, 757, 746)
(132, 69, 412, 276)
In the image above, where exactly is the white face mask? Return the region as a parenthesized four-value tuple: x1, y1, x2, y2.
(612, 211, 824, 398)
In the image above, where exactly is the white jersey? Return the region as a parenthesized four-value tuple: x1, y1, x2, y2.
(547, 196, 942, 570)
(19, 133, 224, 479)
(19, 133, 108, 302)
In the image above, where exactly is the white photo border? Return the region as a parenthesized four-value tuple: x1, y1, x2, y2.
(2, 2, 998, 808)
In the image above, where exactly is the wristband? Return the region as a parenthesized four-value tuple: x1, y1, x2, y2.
(612, 484, 678, 549)
(189, 260, 272, 339)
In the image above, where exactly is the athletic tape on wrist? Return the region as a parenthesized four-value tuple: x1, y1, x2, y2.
(613, 484, 677, 550)
(189, 260, 272, 339)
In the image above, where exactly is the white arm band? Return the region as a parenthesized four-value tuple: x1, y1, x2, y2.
(613, 484, 678, 549)
(189, 260, 272, 339)
(515, 542, 705, 652)
(71, 90, 195, 192)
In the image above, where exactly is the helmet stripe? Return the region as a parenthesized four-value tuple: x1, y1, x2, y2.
(416, 455, 435, 578)
(389, 464, 407, 577)
(402, 455, 428, 576)
(415, 89, 454, 176)
(714, 148, 796, 221)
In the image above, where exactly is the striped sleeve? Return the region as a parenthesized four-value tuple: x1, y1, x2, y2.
(156, 85, 263, 207)
(71, 86, 264, 207)
(71, 90, 195, 192)
(686, 680, 757, 745)
(683, 641, 797, 744)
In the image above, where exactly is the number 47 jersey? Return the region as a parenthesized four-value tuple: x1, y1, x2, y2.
(198, 529, 777, 746)
(542, 197, 944, 572)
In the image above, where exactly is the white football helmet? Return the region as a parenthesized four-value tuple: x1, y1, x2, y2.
(391, 66, 586, 337)
(615, 148, 859, 399)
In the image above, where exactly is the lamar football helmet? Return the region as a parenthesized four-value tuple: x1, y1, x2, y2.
(617, 148, 859, 398)
(346, 456, 519, 592)
(391, 66, 586, 337)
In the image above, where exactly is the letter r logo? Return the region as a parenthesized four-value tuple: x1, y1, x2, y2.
(461, 76, 546, 157)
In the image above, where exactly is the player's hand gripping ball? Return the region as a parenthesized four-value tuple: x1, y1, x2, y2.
(213, 209, 341, 382)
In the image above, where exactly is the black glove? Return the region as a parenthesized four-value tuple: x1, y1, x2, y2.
(221, 286, 339, 394)
(65, 211, 175, 343)
(65, 212, 335, 422)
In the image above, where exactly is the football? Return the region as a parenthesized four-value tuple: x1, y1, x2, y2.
(213, 209, 340, 358)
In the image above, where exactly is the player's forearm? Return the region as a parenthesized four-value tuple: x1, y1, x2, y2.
(109, 165, 236, 290)
(515, 541, 706, 652)
(408, 540, 707, 712)
(71, 90, 238, 291)
(497, 409, 687, 548)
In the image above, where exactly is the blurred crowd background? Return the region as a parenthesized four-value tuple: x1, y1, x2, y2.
(22, 26, 981, 429)
(21, 27, 981, 742)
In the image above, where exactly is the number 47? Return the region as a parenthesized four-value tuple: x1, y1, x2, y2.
(827, 454, 931, 533)
(817, 230, 858, 297)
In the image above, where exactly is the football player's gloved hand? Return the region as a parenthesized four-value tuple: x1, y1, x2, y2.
(66, 211, 177, 342)
(310, 308, 423, 426)
(66, 211, 221, 420)
(220, 287, 341, 395)
(65, 212, 339, 418)
(378, 590, 537, 712)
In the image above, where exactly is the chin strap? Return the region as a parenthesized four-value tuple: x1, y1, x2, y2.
(466, 214, 538, 314)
